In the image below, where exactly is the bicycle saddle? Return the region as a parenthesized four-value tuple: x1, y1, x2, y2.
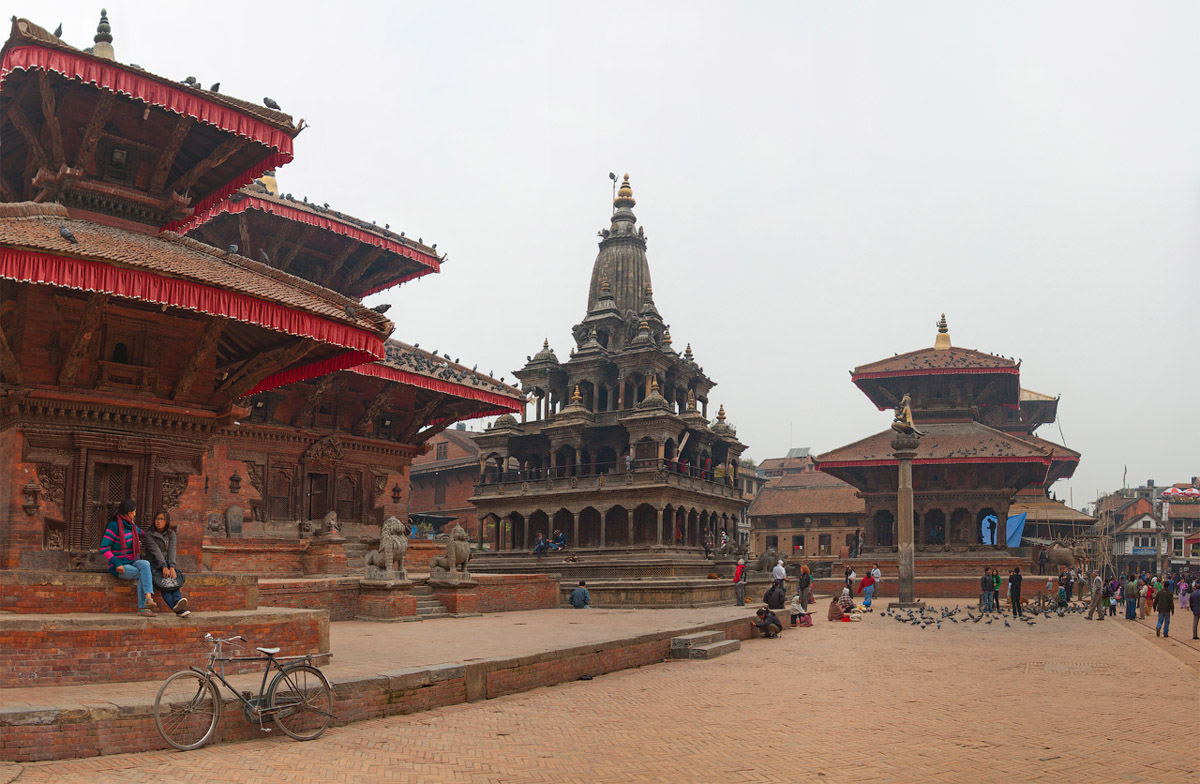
(256, 647, 281, 656)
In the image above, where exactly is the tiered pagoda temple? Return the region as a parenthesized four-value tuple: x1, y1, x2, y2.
(471, 176, 747, 556)
(817, 316, 1078, 552)
(0, 12, 520, 608)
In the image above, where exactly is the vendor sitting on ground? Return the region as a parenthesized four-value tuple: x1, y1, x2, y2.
(838, 587, 856, 613)
(788, 594, 809, 627)
(752, 607, 782, 638)
(828, 593, 845, 622)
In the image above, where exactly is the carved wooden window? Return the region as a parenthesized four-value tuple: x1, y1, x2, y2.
(269, 469, 292, 520)
(80, 454, 141, 550)
(335, 474, 358, 522)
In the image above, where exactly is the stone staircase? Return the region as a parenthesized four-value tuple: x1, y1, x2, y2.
(668, 630, 741, 660)
(410, 584, 450, 620)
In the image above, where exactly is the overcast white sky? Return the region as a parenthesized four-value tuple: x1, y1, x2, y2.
(36, 1, 1199, 508)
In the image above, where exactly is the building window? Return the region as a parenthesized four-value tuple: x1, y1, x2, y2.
(1174, 521, 1184, 532)
(765, 535, 778, 550)
(1142, 520, 1151, 529)
(819, 534, 831, 555)
(819, 517, 831, 527)
(792, 535, 804, 553)
(765, 518, 778, 529)
(436, 443, 448, 460)
(1174, 538, 1183, 556)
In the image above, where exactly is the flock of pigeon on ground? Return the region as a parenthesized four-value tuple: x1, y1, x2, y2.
(879, 600, 1093, 630)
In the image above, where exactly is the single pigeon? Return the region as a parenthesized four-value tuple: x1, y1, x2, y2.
(54, 23, 62, 37)
(226, 243, 238, 254)
(371, 304, 391, 314)
(259, 249, 270, 263)
(209, 82, 220, 92)
(343, 304, 357, 320)
(263, 97, 281, 110)
(59, 226, 77, 243)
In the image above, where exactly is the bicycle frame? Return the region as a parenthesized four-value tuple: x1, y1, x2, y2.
(193, 636, 317, 720)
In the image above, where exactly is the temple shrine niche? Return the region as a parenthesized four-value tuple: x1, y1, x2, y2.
(817, 315, 1081, 553)
(471, 175, 747, 569)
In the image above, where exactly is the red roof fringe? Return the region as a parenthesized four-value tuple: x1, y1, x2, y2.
(176, 196, 441, 281)
(1, 248, 384, 356)
(247, 350, 379, 396)
(1, 46, 295, 227)
(353, 363, 522, 412)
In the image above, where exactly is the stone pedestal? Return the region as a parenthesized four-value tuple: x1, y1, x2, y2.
(887, 434, 926, 611)
(356, 578, 417, 621)
(428, 573, 480, 616)
(306, 535, 347, 575)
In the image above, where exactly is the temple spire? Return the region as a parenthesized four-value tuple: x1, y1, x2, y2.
(586, 173, 651, 318)
(934, 313, 951, 350)
(93, 8, 115, 60)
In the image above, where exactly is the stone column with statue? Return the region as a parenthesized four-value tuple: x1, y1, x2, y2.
(888, 395, 925, 611)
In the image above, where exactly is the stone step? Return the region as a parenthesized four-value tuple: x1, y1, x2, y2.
(669, 631, 724, 653)
(410, 585, 434, 596)
(687, 639, 741, 659)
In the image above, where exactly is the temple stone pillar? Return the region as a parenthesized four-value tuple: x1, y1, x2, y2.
(655, 507, 664, 545)
(599, 510, 606, 548)
(571, 510, 579, 548)
(889, 434, 924, 610)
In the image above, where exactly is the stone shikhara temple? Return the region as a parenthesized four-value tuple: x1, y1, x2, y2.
(0, 11, 530, 699)
(817, 316, 1084, 552)
(471, 176, 751, 597)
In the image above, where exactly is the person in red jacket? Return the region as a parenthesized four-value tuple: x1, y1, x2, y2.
(733, 559, 747, 606)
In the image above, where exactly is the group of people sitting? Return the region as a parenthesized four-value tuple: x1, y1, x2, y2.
(531, 530, 567, 558)
(100, 499, 192, 617)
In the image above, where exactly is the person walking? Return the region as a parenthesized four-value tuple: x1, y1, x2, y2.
(859, 570, 876, 610)
(733, 558, 747, 606)
(1009, 566, 1024, 618)
(1153, 583, 1175, 637)
(844, 564, 857, 590)
(1124, 575, 1139, 620)
(991, 568, 1002, 613)
(1189, 582, 1200, 640)
(1086, 571, 1105, 620)
(1140, 579, 1151, 620)
(796, 565, 813, 612)
(1108, 577, 1119, 616)
(980, 568, 994, 613)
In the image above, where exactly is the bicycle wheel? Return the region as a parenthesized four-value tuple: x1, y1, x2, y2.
(267, 664, 333, 740)
(154, 670, 221, 750)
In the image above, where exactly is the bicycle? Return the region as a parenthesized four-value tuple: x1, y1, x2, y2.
(153, 632, 334, 750)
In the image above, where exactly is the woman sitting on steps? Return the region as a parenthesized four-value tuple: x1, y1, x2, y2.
(99, 499, 156, 616)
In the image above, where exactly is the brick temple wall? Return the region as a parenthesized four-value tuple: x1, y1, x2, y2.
(257, 577, 362, 621)
(474, 574, 560, 612)
(0, 572, 257, 614)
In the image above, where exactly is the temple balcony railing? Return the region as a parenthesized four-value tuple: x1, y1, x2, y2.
(473, 460, 744, 501)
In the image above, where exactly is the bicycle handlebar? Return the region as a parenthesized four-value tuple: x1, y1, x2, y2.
(204, 633, 247, 644)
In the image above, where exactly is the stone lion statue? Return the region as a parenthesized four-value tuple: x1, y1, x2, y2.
(753, 548, 779, 573)
(365, 515, 408, 579)
(717, 539, 747, 558)
(429, 523, 471, 575)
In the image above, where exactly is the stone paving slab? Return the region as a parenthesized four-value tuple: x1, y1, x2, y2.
(7, 599, 1196, 783)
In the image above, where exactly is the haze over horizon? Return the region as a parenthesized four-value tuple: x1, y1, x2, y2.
(32, 1, 1199, 508)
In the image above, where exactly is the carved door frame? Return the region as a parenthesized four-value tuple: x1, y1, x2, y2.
(80, 450, 144, 550)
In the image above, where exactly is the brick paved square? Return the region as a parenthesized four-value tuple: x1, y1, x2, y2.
(5, 604, 1195, 784)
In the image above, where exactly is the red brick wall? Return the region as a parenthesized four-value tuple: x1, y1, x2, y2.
(0, 609, 329, 688)
(474, 574, 559, 612)
(0, 572, 257, 614)
(0, 429, 44, 570)
(203, 538, 308, 575)
(258, 578, 361, 621)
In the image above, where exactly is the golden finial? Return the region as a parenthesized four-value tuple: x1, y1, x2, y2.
(645, 283, 653, 298)
(662, 328, 672, 346)
(650, 376, 660, 393)
(571, 385, 582, 403)
(600, 276, 612, 296)
(638, 319, 650, 332)
(615, 174, 636, 208)
(543, 338, 550, 349)
(934, 314, 951, 350)
(716, 404, 727, 423)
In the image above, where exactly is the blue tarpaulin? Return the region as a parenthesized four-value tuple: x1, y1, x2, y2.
(1006, 512, 1027, 548)
(979, 513, 1028, 546)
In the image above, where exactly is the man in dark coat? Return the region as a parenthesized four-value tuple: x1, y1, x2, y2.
(1010, 567, 1024, 618)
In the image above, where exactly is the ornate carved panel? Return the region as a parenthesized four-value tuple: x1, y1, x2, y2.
(159, 473, 189, 511)
(36, 463, 68, 509)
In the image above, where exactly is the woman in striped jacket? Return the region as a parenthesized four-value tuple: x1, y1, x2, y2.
(99, 499, 157, 616)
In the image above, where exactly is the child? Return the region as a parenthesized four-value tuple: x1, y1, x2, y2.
(788, 594, 804, 627)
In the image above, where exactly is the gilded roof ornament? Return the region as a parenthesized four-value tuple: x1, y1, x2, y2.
(614, 173, 636, 209)
(93, 8, 115, 60)
(571, 385, 582, 403)
(934, 313, 951, 350)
